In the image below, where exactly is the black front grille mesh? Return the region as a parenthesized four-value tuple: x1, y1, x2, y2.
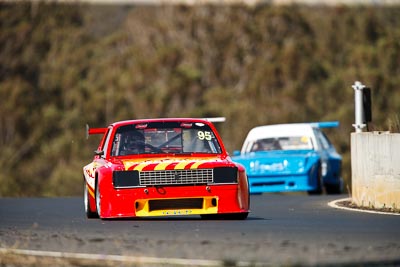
(140, 169, 213, 186)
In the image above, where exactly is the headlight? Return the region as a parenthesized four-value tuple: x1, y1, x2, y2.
(113, 170, 140, 188)
(213, 167, 238, 184)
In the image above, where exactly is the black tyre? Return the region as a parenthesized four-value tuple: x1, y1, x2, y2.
(308, 164, 323, 195)
(84, 181, 98, 219)
(95, 181, 102, 218)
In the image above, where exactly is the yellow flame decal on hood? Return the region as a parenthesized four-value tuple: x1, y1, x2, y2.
(190, 161, 204, 169)
(133, 162, 151, 171)
(154, 161, 173, 170)
(122, 157, 218, 171)
(174, 161, 191, 170)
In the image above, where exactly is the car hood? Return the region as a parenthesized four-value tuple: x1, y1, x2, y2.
(119, 156, 236, 171)
(232, 150, 320, 176)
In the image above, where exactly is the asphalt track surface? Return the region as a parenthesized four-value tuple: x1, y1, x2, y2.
(0, 194, 399, 266)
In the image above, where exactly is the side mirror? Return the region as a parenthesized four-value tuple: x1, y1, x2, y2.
(94, 150, 104, 156)
(233, 150, 241, 156)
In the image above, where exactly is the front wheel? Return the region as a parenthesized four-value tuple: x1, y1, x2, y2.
(95, 181, 102, 218)
(308, 163, 323, 195)
(84, 181, 98, 219)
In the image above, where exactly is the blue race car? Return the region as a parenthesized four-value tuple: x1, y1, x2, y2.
(232, 122, 343, 195)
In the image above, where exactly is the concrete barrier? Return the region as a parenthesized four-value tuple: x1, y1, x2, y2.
(351, 132, 400, 211)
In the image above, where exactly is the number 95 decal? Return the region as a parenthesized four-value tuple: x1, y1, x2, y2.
(197, 131, 212, 140)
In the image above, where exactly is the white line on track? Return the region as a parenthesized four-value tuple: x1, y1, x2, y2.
(0, 247, 262, 267)
(328, 197, 400, 216)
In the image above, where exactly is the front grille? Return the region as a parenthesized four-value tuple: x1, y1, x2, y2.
(148, 198, 204, 211)
(139, 169, 213, 186)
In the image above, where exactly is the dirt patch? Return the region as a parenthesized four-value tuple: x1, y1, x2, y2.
(336, 200, 400, 214)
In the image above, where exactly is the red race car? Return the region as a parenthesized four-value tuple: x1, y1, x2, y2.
(83, 118, 250, 219)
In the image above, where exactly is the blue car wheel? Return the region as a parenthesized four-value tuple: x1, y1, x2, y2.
(308, 163, 323, 195)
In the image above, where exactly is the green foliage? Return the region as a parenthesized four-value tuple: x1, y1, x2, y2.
(1, 3, 400, 196)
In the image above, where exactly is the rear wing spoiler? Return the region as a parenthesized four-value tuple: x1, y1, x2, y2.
(311, 121, 339, 128)
(86, 124, 107, 139)
(202, 117, 226, 123)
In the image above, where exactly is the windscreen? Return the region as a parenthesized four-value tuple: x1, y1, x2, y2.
(111, 122, 222, 156)
(250, 136, 313, 152)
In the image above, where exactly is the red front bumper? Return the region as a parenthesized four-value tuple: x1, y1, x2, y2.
(99, 184, 249, 218)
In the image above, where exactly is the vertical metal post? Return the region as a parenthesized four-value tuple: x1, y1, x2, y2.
(352, 81, 366, 133)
